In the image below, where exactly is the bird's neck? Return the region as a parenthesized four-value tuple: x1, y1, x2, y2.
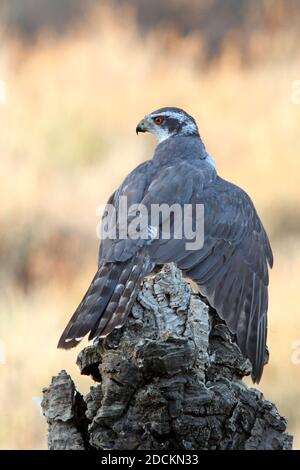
(153, 134, 206, 165)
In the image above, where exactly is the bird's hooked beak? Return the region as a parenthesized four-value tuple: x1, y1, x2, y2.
(136, 119, 148, 135)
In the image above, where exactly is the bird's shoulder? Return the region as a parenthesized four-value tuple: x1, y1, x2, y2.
(119, 160, 153, 191)
(202, 176, 258, 216)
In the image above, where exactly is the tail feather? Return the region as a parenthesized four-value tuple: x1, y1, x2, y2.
(90, 255, 149, 339)
(57, 251, 151, 349)
(57, 263, 122, 348)
(88, 258, 136, 339)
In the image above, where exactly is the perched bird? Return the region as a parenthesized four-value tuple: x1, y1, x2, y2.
(58, 107, 273, 383)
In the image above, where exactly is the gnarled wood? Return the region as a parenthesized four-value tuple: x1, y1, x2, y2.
(42, 264, 293, 450)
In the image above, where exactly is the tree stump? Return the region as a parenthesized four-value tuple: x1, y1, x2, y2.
(41, 264, 293, 450)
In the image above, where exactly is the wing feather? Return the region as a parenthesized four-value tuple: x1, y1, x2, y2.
(146, 175, 272, 383)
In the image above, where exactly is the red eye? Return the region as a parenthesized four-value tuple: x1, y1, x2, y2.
(154, 116, 164, 125)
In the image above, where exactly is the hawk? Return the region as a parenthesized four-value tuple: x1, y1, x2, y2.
(58, 107, 273, 383)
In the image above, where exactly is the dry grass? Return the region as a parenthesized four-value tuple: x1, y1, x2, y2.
(0, 6, 299, 449)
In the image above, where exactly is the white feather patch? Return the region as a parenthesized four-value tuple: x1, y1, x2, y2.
(147, 225, 158, 239)
(153, 126, 173, 143)
(205, 153, 217, 169)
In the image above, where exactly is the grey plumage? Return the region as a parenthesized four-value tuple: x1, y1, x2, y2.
(58, 107, 273, 383)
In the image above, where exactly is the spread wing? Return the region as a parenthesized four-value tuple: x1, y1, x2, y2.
(194, 178, 272, 383)
(147, 173, 273, 383)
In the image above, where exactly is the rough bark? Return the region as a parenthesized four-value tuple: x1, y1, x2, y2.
(42, 264, 293, 450)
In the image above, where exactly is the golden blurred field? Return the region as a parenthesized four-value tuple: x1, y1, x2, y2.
(0, 6, 300, 449)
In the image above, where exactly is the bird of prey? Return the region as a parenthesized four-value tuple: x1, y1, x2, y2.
(58, 107, 273, 383)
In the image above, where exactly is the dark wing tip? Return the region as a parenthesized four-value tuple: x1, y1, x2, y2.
(268, 251, 274, 269)
(251, 364, 264, 384)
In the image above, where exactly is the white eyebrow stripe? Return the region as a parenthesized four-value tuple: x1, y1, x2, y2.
(150, 111, 187, 122)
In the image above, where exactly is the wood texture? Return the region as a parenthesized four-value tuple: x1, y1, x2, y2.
(42, 264, 293, 450)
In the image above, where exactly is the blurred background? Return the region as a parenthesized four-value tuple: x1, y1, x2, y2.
(0, 0, 299, 449)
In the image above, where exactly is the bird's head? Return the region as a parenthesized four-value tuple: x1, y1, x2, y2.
(136, 107, 199, 143)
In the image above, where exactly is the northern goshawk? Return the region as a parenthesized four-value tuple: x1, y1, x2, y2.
(58, 107, 273, 383)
